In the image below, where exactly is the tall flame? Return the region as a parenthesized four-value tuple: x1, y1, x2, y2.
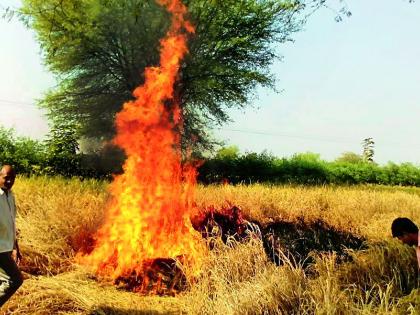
(80, 0, 204, 281)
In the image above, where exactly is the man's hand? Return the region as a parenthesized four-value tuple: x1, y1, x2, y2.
(11, 248, 22, 265)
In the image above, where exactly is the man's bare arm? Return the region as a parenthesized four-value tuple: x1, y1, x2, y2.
(12, 239, 22, 264)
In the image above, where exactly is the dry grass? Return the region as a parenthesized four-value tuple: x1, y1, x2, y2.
(1, 177, 418, 314)
(182, 239, 419, 315)
(6, 269, 182, 314)
(195, 184, 420, 240)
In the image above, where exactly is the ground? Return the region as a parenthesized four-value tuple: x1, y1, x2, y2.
(2, 177, 419, 314)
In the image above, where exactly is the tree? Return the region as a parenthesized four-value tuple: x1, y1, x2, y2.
(362, 137, 375, 163)
(335, 151, 363, 164)
(0, 126, 46, 174)
(215, 145, 240, 159)
(44, 121, 81, 176)
(17, 0, 329, 152)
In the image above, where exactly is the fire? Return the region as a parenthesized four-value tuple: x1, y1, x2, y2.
(79, 0, 205, 288)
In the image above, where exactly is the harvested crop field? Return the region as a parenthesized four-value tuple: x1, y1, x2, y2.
(3, 177, 419, 314)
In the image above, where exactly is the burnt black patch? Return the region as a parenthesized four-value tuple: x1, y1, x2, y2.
(114, 257, 187, 296)
(261, 217, 367, 268)
(192, 206, 367, 269)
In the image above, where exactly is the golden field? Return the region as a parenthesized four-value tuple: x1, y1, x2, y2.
(2, 176, 419, 314)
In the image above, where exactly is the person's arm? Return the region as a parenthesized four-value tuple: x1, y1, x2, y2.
(11, 193, 22, 264)
(12, 239, 22, 264)
(417, 232, 420, 270)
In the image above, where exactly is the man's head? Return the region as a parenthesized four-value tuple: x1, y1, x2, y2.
(391, 217, 419, 246)
(0, 165, 16, 192)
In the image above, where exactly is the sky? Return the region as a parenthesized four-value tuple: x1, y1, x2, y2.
(0, 0, 419, 165)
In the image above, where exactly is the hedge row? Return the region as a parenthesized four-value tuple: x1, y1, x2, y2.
(197, 152, 420, 186)
(1, 127, 418, 186)
(0, 127, 121, 179)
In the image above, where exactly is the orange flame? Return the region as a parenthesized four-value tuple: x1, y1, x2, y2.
(80, 0, 204, 281)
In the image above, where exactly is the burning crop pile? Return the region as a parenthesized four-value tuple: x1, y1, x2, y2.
(79, 0, 205, 294)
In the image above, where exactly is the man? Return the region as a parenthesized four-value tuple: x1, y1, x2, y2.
(391, 217, 420, 270)
(0, 165, 23, 307)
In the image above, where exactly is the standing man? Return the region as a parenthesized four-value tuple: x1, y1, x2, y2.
(0, 165, 23, 307)
(391, 217, 420, 270)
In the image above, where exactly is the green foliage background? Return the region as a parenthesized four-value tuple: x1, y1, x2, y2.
(0, 126, 117, 178)
(18, 0, 314, 151)
(1, 127, 419, 186)
(198, 149, 420, 186)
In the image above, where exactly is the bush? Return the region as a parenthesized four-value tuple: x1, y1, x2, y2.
(0, 126, 120, 179)
(198, 149, 420, 186)
(0, 127, 47, 174)
(1, 127, 419, 185)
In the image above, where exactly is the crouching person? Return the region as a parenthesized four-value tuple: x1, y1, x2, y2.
(0, 165, 23, 307)
(391, 217, 420, 270)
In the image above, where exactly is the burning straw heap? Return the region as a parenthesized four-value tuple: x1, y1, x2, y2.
(78, 0, 366, 295)
(79, 0, 205, 294)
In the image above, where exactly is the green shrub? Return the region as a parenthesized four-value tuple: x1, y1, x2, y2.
(198, 148, 420, 186)
(1, 127, 419, 185)
(0, 127, 47, 174)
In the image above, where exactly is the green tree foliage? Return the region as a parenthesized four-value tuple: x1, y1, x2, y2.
(43, 122, 82, 176)
(0, 126, 46, 174)
(198, 147, 420, 186)
(200, 149, 277, 183)
(335, 151, 364, 164)
(45, 122, 79, 157)
(1, 129, 418, 186)
(215, 145, 240, 159)
(0, 125, 119, 178)
(362, 137, 375, 163)
(17, 0, 323, 151)
(283, 152, 329, 184)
